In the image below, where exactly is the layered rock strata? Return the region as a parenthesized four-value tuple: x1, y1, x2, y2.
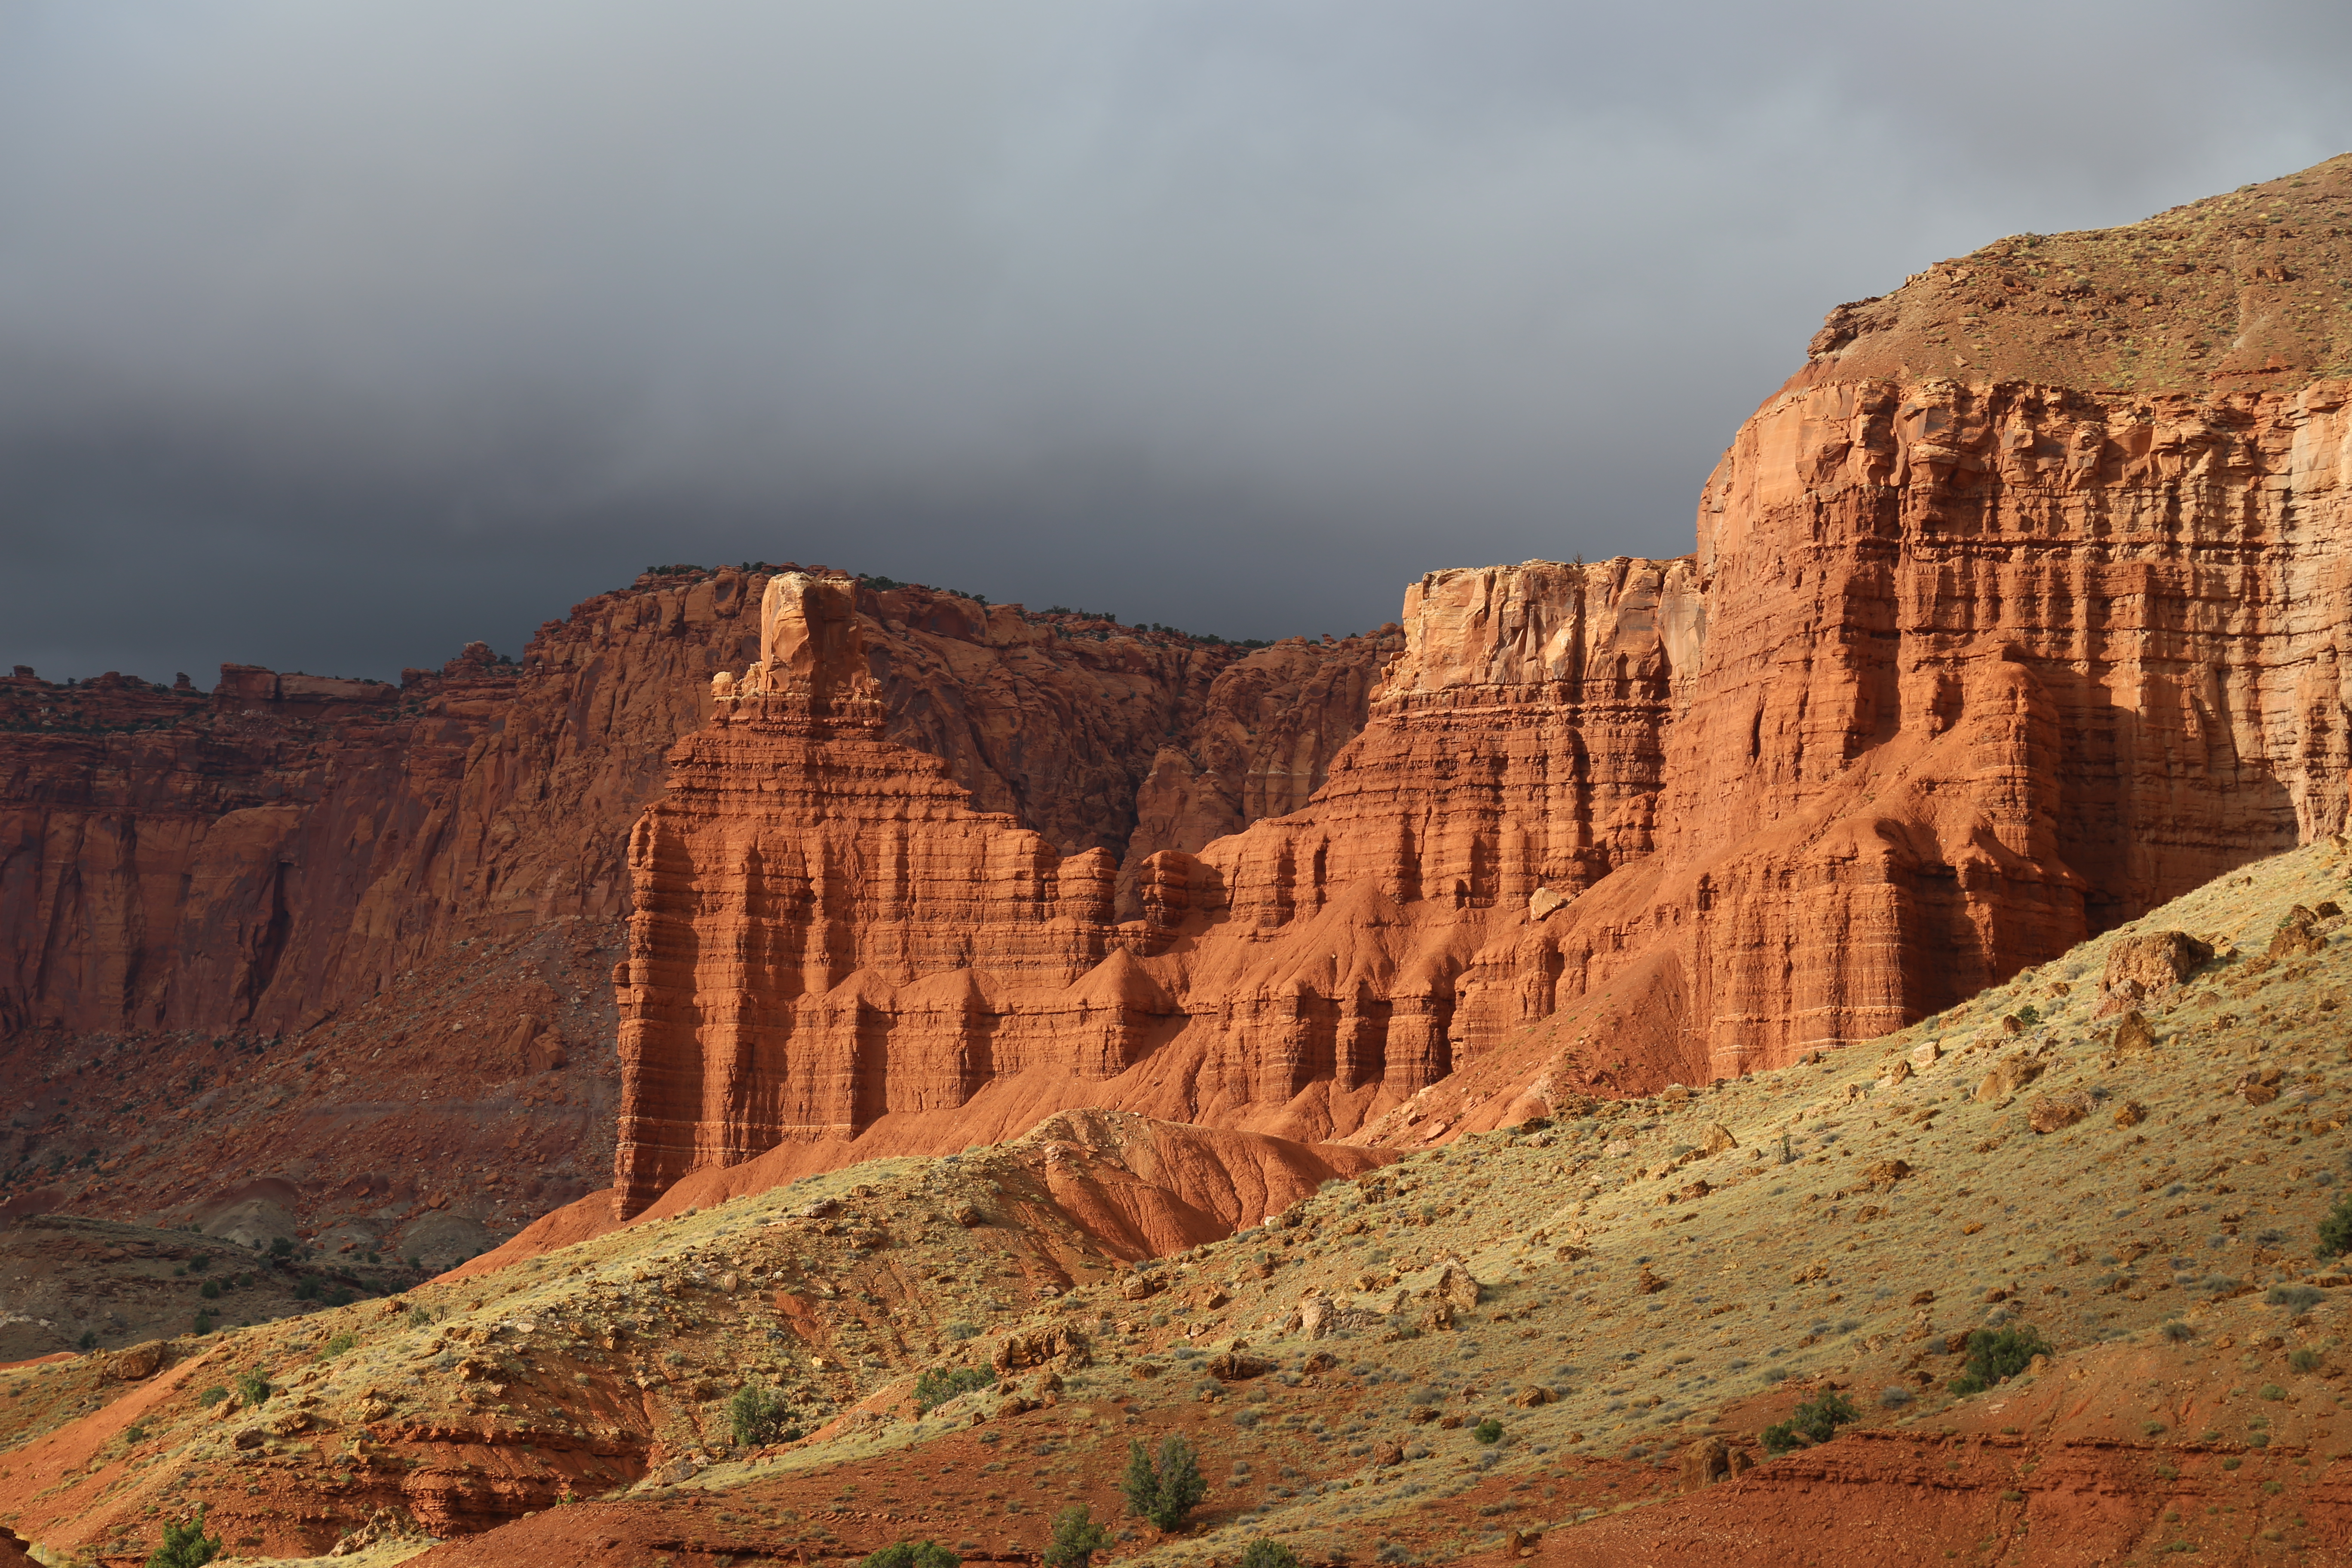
(0, 577, 1383, 1041)
(614, 157, 2352, 1210)
(613, 562, 1704, 1212)
(0, 573, 1383, 1240)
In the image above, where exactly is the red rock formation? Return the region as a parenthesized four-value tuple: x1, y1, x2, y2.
(612, 563, 1696, 1212)
(0, 570, 1380, 1242)
(612, 158, 2352, 1211)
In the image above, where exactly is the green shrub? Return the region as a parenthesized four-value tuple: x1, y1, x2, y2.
(234, 1370, 272, 1406)
(1949, 1327, 2051, 1396)
(199, 1279, 221, 1300)
(2317, 1193, 2352, 1259)
(1472, 1418, 1504, 1445)
(943, 1320, 980, 1341)
(1240, 1540, 1304, 1568)
(189, 1254, 211, 1273)
(194, 1385, 228, 1408)
(860, 1541, 959, 1568)
(318, 1332, 357, 1361)
(1761, 1389, 1861, 1453)
(294, 1279, 320, 1302)
(913, 1365, 995, 1413)
(729, 1384, 792, 1446)
(1121, 1433, 1209, 1531)
(2259, 1383, 2288, 1401)
(268, 1237, 294, 1258)
(77, 1330, 97, 1351)
(192, 1311, 214, 1336)
(2159, 1320, 2193, 1343)
(144, 1502, 221, 1567)
(407, 1306, 434, 1329)
(2290, 1347, 2322, 1372)
(2266, 1284, 2324, 1312)
(1044, 1506, 1112, 1568)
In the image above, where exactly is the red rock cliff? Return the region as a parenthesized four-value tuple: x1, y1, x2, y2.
(0, 572, 1383, 1243)
(612, 157, 2352, 1209)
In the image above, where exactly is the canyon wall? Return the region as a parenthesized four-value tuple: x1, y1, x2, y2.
(0, 573, 1386, 1243)
(0, 576, 1386, 1042)
(612, 156, 2352, 1208)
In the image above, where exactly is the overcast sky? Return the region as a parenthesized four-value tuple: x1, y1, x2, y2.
(5, 3, 2351, 683)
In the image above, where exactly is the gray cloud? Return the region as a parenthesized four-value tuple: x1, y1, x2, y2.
(4, 1, 2351, 681)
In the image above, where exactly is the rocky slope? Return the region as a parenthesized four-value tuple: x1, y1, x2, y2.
(0, 575, 1390, 1292)
(10, 833, 2352, 1565)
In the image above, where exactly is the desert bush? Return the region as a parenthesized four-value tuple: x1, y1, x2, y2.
(860, 1540, 958, 1568)
(1121, 1433, 1209, 1531)
(2266, 1284, 2324, 1312)
(2160, 1321, 2195, 1343)
(2317, 1192, 2352, 1259)
(1761, 1389, 1860, 1454)
(728, 1384, 792, 1446)
(2290, 1347, 2322, 1372)
(144, 1501, 220, 1567)
(1044, 1506, 1112, 1568)
(199, 1279, 221, 1300)
(268, 1237, 294, 1258)
(943, 1320, 980, 1341)
(1878, 1385, 1914, 1409)
(318, 1332, 356, 1360)
(1240, 1540, 1304, 1568)
(194, 1385, 228, 1408)
(1472, 1418, 1504, 1445)
(234, 1370, 271, 1406)
(913, 1365, 995, 1413)
(1949, 1326, 2051, 1396)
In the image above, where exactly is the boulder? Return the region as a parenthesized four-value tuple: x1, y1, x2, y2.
(2112, 1011, 2158, 1056)
(1432, 1259, 1482, 1311)
(1207, 1351, 1272, 1382)
(1680, 1435, 1733, 1491)
(992, 1324, 1090, 1373)
(97, 1341, 169, 1383)
(2099, 930, 2214, 1014)
(1975, 1054, 2046, 1104)
(2027, 1090, 2092, 1134)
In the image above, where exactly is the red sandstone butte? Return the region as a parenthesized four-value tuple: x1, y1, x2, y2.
(613, 156, 2352, 1210)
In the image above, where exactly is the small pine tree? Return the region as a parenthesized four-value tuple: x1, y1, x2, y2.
(1119, 1439, 1158, 1520)
(2318, 1192, 2352, 1259)
(1044, 1506, 1112, 1568)
(145, 1502, 222, 1568)
(1120, 1433, 1210, 1532)
(1948, 1328, 2050, 1396)
(728, 1384, 792, 1446)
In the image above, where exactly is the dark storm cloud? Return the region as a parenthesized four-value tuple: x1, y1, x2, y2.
(5, 1, 2351, 682)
